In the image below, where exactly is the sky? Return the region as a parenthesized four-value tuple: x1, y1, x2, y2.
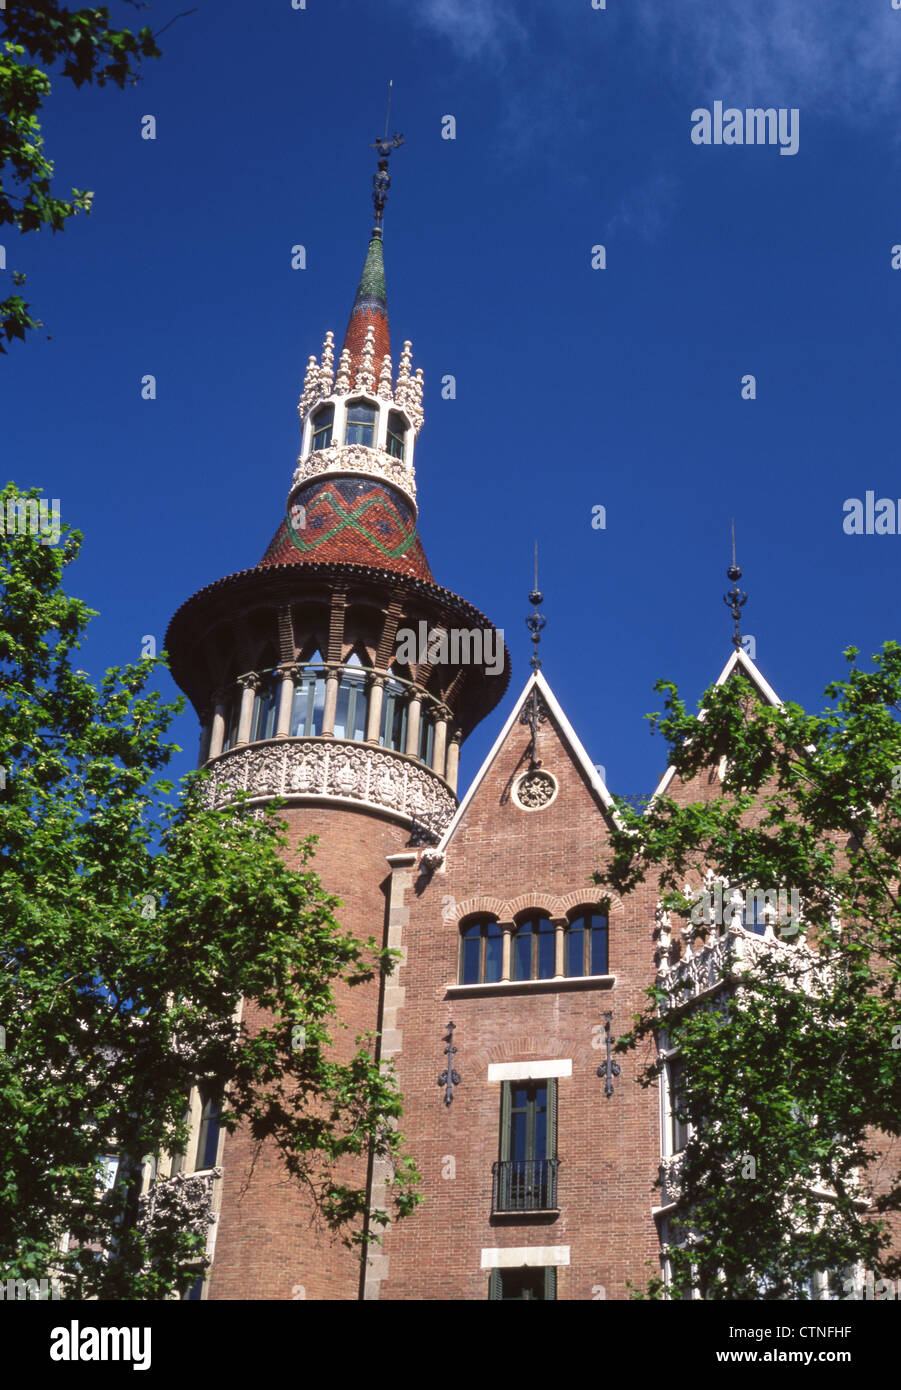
(3, 0, 901, 801)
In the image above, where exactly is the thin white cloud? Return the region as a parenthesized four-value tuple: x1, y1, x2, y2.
(628, 0, 901, 118)
(407, 0, 527, 61)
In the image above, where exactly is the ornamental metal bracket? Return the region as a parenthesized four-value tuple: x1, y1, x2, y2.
(596, 1012, 621, 1098)
(518, 689, 549, 772)
(438, 1021, 461, 1106)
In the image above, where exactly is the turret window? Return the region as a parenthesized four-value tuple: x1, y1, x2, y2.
(386, 411, 407, 460)
(221, 694, 241, 753)
(418, 711, 435, 766)
(311, 405, 334, 451)
(460, 918, 503, 985)
(333, 654, 368, 741)
(251, 675, 279, 742)
(512, 915, 556, 981)
(291, 660, 326, 737)
(379, 677, 407, 752)
(345, 400, 376, 447)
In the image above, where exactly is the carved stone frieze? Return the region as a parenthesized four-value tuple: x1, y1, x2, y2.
(203, 738, 455, 829)
(291, 443, 416, 508)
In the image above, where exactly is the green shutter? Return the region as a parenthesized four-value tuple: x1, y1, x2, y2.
(544, 1266, 557, 1301)
(499, 1081, 512, 1161)
(546, 1078, 557, 1159)
(489, 1268, 502, 1300)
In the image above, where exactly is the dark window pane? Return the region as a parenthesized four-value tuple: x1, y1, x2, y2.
(461, 926, 480, 985)
(566, 922, 585, 976)
(589, 915, 609, 974)
(536, 917, 555, 979)
(312, 405, 334, 451)
(513, 925, 532, 980)
(345, 402, 376, 446)
(196, 1094, 221, 1170)
(496, 1268, 548, 1300)
(484, 923, 503, 983)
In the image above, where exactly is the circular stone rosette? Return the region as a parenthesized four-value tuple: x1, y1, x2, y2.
(512, 769, 558, 811)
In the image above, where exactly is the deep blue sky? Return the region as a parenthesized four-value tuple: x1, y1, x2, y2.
(3, 0, 901, 799)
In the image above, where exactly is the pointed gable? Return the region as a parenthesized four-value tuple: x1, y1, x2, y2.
(651, 647, 783, 807)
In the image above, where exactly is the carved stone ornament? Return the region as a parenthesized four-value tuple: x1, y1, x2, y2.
(203, 737, 455, 830)
(292, 442, 416, 509)
(512, 768, 558, 811)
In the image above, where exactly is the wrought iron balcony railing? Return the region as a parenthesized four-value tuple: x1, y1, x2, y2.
(492, 1158, 559, 1213)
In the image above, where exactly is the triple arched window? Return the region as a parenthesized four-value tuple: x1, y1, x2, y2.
(458, 910, 609, 984)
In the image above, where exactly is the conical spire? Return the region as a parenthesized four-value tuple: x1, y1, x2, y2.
(341, 112, 403, 383)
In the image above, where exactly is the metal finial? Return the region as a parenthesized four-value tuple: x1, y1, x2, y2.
(369, 81, 404, 232)
(526, 541, 546, 673)
(723, 518, 747, 650)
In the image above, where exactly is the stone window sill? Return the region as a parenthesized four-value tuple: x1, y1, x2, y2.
(445, 975, 615, 998)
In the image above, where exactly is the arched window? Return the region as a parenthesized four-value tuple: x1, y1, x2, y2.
(345, 399, 376, 447)
(565, 912, 609, 976)
(291, 652, 326, 737)
(380, 675, 407, 752)
(311, 404, 334, 451)
(459, 918, 503, 985)
(512, 914, 556, 981)
(418, 709, 435, 766)
(251, 673, 279, 742)
(333, 652, 368, 741)
(386, 410, 407, 460)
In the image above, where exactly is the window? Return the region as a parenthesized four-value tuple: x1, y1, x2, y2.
(666, 1056, 689, 1154)
(512, 914, 556, 981)
(379, 677, 407, 751)
(251, 675, 279, 742)
(459, 919, 503, 985)
(221, 693, 241, 753)
(345, 400, 376, 447)
(418, 709, 435, 766)
(494, 1079, 558, 1212)
(311, 404, 333, 451)
(195, 1091, 222, 1171)
(659, 1217, 695, 1300)
(565, 912, 608, 976)
(386, 410, 407, 460)
(291, 659, 326, 737)
(489, 1267, 557, 1300)
(333, 654, 368, 741)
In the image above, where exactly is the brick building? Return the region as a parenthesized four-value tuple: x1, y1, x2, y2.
(163, 163, 852, 1301)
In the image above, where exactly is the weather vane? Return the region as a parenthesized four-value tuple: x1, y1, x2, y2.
(723, 518, 747, 650)
(526, 541, 546, 673)
(370, 80, 404, 230)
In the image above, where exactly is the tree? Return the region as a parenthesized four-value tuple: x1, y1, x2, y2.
(0, 2, 168, 352)
(0, 483, 419, 1299)
(598, 650, 901, 1299)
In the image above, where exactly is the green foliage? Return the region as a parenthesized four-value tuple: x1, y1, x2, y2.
(601, 652, 901, 1299)
(0, 483, 420, 1299)
(0, 4, 163, 351)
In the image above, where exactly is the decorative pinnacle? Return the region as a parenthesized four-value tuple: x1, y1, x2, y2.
(526, 541, 546, 672)
(723, 517, 747, 650)
(370, 80, 404, 232)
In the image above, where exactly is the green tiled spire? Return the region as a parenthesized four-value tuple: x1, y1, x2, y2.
(353, 232, 387, 312)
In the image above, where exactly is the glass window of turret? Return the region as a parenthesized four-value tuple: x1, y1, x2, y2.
(345, 400, 376, 447)
(311, 405, 333, 451)
(386, 411, 407, 460)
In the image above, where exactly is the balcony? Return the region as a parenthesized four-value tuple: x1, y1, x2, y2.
(492, 1159, 560, 1215)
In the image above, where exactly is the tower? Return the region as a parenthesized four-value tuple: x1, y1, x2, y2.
(164, 143, 510, 1299)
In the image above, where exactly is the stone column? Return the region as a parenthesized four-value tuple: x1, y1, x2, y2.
(275, 664, 298, 739)
(445, 729, 462, 793)
(501, 923, 513, 982)
(432, 707, 449, 776)
(405, 693, 422, 758)
(236, 674, 259, 747)
(553, 918, 568, 978)
(207, 690, 228, 761)
(322, 664, 340, 738)
(365, 675, 385, 744)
